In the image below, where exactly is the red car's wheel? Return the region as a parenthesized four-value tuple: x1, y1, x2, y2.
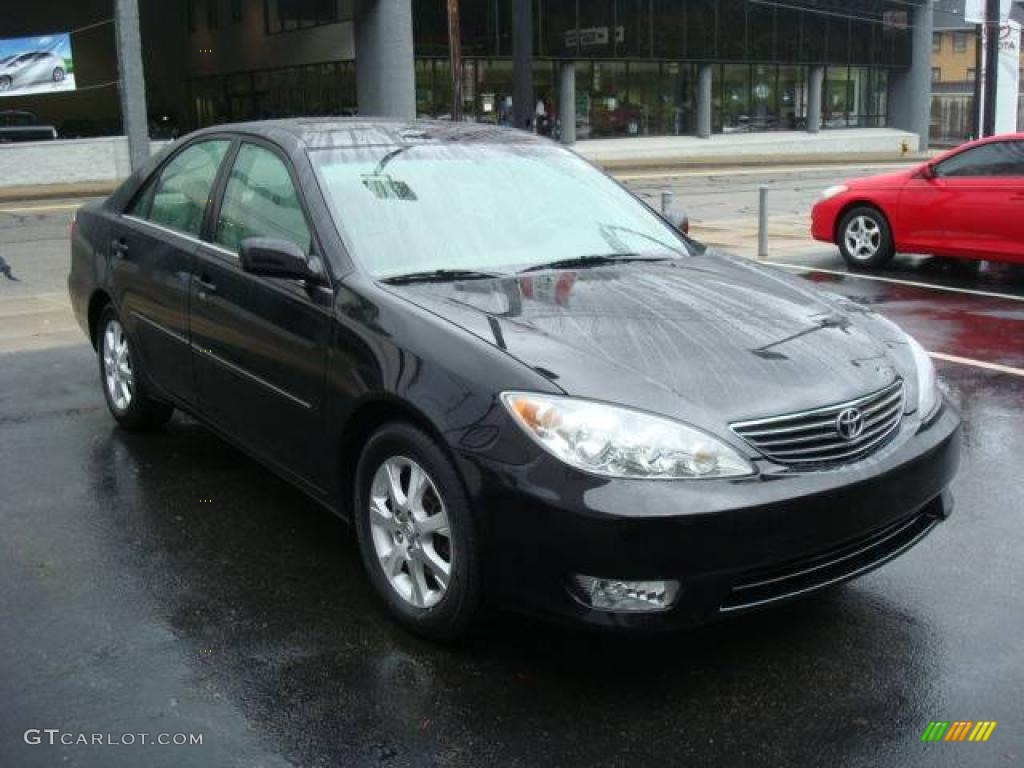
(837, 206, 894, 270)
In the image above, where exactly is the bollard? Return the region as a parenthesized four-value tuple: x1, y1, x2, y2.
(661, 190, 673, 216)
(758, 185, 768, 260)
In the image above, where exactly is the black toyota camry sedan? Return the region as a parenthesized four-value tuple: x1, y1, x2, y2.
(69, 119, 960, 640)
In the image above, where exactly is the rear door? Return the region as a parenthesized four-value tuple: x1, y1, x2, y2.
(921, 140, 1024, 261)
(189, 139, 333, 491)
(115, 138, 231, 403)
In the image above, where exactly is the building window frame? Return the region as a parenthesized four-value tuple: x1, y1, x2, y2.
(953, 32, 968, 54)
(932, 67, 941, 83)
(932, 32, 941, 53)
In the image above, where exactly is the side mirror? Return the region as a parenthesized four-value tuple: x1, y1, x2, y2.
(239, 237, 315, 281)
(917, 163, 936, 180)
(665, 207, 690, 235)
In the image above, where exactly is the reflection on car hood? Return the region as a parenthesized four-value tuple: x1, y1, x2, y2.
(384, 253, 910, 427)
(846, 168, 916, 189)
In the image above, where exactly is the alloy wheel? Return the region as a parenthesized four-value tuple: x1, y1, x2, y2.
(844, 215, 882, 261)
(368, 456, 453, 609)
(102, 319, 133, 411)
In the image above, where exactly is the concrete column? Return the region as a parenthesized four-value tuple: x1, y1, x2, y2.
(558, 61, 575, 144)
(354, 0, 416, 119)
(887, 0, 934, 149)
(512, 0, 534, 131)
(807, 65, 824, 134)
(695, 64, 712, 139)
(114, 0, 150, 171)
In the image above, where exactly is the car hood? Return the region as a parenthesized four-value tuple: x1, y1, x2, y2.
(845, 167, 916, 189)
(383, 253, 913, 433)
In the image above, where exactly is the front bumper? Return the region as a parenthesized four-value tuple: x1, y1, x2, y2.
(810, 197, 844, 243)
(459, 402, 960, 630)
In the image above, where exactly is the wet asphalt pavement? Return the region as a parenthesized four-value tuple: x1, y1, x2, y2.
(2, 177, 1024, 767)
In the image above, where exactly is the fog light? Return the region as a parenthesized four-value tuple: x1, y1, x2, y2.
(572, 575, 680, 613)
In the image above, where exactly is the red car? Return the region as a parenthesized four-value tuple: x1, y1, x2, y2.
(811, 133, 1024, 269)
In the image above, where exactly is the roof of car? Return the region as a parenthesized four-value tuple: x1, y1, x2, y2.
(193, 117, 551, 150)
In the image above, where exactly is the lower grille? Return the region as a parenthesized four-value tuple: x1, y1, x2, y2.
(730, 380, 905, 467)
(721, 509, 939, 612)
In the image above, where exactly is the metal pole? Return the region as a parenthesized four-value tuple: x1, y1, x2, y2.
(758, 185, 768, 260)
(972, 23, 983, 138)
(512, 0, 534, 131)
(983, 0, 1000, 136)
(447, 0, 462, 121)
(661, 190, 673, 216)
(114, 0, 150, 171)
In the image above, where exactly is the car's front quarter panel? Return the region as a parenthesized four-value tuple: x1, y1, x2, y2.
(321, 274, 563, 515)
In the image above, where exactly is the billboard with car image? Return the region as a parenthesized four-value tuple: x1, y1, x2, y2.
(0, 33, 75, 97)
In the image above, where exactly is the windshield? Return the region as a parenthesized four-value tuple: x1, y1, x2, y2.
(310, 143, 691, 279)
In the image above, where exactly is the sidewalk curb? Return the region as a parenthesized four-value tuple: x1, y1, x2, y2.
(0, 181, 118, 204)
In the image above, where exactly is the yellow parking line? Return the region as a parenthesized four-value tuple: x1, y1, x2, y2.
(928, 352, 1024, 378)
(0, 203, 83, 214)
(769, 262, 1024, 303)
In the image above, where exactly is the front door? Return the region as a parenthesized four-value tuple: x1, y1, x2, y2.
(914, 139, 1024, 261)
(189, 141, 332, 491)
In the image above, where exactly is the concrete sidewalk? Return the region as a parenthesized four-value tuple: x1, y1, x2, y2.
(574, 128, 924, 171)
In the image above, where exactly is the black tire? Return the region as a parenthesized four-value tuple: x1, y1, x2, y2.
(946, 257, 983, 277)
(96, 305, 173, 432)
(52, 67, 65, 83)
(354, 422, 481, 642)
(837, 205, 895, 270)
(0, 76, 11, 91)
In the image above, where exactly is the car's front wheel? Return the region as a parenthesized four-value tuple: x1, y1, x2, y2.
(837, 206, 894, 269)
(0, 76, 11, 91)
(97, 305, 173, 431)
(52, 67, 65, 83)
(354, 422, 481, 641)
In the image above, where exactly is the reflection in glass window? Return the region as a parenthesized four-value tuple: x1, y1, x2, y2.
(144, 140, 230, 236)
(720, 65, 751, 134)
(215, 144, 311, 253)
(935, 142, 1024, 177)
(311, 144, 691, 279)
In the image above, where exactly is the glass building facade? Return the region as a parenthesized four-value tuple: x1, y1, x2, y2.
(188, 0, 915, 138)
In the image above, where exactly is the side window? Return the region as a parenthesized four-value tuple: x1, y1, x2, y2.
(128, 176, 158, 219)
(141, 140, 230, 236)
(935, 141, 1024, 178)
(214, 143, 312, 254)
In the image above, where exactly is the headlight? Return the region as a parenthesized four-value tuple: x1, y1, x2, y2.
(502, 393, 754, 480)
(906, 334, 939, 420)
(821, 184, 849, 200)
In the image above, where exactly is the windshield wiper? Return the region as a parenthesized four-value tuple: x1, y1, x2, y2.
(380, 269, 507, 285)
(517, 253, 672, 274)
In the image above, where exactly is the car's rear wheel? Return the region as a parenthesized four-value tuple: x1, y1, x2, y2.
(354, 422, 481, 641)
(837, 206, 894, 270)
(97, 305, 173, 431)
(52, 67, 65, 83)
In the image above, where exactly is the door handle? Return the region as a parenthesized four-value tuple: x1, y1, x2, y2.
(195, 275, 217, 299)
(111, 238, 129, 259)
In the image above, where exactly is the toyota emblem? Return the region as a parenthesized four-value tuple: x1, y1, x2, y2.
(835, 407, 865, 441)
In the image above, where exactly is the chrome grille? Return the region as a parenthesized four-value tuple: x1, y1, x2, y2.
(731, 380, 905, 467)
